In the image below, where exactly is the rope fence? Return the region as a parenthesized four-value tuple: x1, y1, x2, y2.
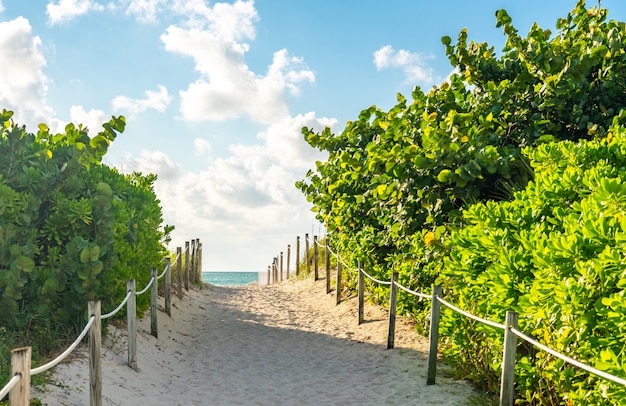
(279, 233, 626, 406)
(0, 239, 200, 406)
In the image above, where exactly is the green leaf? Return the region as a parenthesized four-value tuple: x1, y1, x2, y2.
(437, 169, 452, 183)
(12, 256, 35, 273)
(80, 245, 100, 263)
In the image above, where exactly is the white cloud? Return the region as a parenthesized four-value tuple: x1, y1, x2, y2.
(373, 45, 436, 84)
(69, 105, 108, 134)
(0, 2, 4, 13)
(47, 0, 104, 25)
(112, 85, 171, 116)
(120, 149, 184, 181)
(116, 111, 334, 270)
(258, 112, 335, 171)
(193, 138, 212, 156)
(0, 17, 55, 129)
(123, 0, 168, 23)
(161, 1, 314, 124)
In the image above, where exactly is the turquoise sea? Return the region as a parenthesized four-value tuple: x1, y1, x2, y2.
(202, 272, 262, 286)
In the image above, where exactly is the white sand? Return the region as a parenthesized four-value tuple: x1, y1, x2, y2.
(32, 277, 477, 405)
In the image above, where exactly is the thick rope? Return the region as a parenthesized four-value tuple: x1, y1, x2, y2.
(510, 327, 626, 387)
(157, 263, 170, 280)
(360, 268, 392, 286)
(30, 315, 96, 375)
(0, 374, 21, 400)
(395, 282, 431, 299)
(136, 277, 154, 296)
(436, 297, 505, 330)
(101, 290, 132, 320)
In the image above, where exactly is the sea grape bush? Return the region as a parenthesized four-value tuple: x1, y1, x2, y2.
(442, 124, 626, 404)
(0, 109, 172, 337)
(298, 1, 626, 403)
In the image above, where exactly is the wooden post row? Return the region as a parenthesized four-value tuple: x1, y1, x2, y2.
(88, 300, 102, 406)
(176, 247, 183, 299)
(427, 285, 443, 385)
(313, 235, 318, 281)
(164, 258, 171, 317)
(296, 236, 300, 276)
(150, 268, 158, 339)
(387, 272, 398, 350)
(358, 262, 364, 325)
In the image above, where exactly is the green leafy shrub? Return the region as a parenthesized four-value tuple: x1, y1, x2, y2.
(0, 108, 171, 348)
(441, 121, 626, 404)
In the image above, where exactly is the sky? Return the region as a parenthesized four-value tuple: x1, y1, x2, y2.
(1, 0, 626, 272)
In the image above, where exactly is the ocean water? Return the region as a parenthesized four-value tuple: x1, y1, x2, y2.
(202, 272, 263, 286)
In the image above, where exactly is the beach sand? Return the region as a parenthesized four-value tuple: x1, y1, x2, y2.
(32, 277, 478, 405)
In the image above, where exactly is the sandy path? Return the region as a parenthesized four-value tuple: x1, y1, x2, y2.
(33, 278, 476, 405)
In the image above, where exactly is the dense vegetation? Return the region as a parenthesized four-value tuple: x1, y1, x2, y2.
(0, 109, 172, 383)
(298, 1, 626, 404)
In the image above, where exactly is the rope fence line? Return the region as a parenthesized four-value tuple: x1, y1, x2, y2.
(281, 232, 626, 406)
(1, 238, 201, 406)
(362, 270, 626, 405)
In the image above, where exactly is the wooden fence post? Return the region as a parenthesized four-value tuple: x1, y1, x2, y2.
(127, 279, 138, 371)
(164, 257, 171, 317)
(10, 346, 31, 405)
(88, 300, 102, 406)
(305, 233, 310, 276)
(358, 262, 364, 325)
(427, 285, 443, 385)
(500, 311, 519, 406)
(150, 268, 158, 339)
(280, 252, 284, 282)
(335, 257, 342, 305)
(197, 241, 203, 283)
(296, 236, 300, 276)
(325, 243, 330, 294)
(387, 272, 399, 349)
(267, 265, 271, 285)
(184, 241, 190, 291)
(196, 238, 201, 283)
(286, 244, 291, 279)
(313, 235, 319, 281)
(176, 247, 183, 299)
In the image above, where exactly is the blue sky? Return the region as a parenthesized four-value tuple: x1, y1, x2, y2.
(1, 0, 625, 272)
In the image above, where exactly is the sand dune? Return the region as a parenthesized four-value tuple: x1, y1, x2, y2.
(33, 277, 477, 405)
